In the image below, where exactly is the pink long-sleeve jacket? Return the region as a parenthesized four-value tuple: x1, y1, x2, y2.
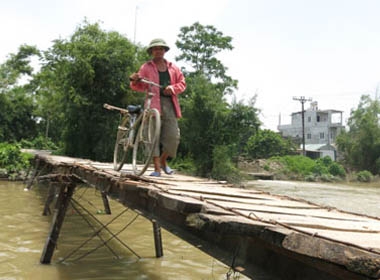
(130, 60, 186, 118)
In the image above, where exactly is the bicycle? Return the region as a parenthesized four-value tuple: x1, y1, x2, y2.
(103, 78, 161, 175)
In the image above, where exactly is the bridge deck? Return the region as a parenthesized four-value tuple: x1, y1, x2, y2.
(30, 152, 380, 280)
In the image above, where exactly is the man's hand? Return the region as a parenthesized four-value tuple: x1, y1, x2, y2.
(163, 86, 173, 96)
(129, 73, 140, 82)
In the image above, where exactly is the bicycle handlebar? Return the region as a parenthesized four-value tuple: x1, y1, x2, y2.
(103, 103, 129, 114)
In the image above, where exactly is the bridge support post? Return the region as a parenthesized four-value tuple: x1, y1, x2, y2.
(101, 191, 111, 214)
(25, 157, 44, 190)
(40, 182, 76, 264)
(42, 182, 57, 216)
(152, 219, 163, 257)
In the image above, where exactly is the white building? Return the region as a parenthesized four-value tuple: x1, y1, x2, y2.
(277, 101, 345, 160)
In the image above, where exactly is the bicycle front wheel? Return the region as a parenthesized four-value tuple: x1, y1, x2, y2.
(113, 116, 133, 171)
(132, 108, 160, 176)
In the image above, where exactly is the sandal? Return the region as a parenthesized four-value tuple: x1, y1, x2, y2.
(149, 171, 161, 177)
(162, 165, 174, 175)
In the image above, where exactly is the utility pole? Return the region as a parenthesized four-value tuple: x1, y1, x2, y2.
(293, 96, 312, 156)
(133, 5, 138, 44)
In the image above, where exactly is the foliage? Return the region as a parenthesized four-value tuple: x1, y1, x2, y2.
(170, 157, 196, 174)
(176, 22, 261, 181)
(312, 161, 329, 176)
(19, 135, 59, 151)
(211, 145, 241, 183)
(226, 96, 261, 155)
(0, 87, 38, 142)
(245, 129, 296, 159)
(0, 20, 264, 183)
(0, 44, 40, 91)
(0, 143, 32, 179)
(276, 155, 316, 176)
(328, 162, 346, 177)
(0, 45, 40, 142)
(175, 22, 237, 93)
(271, 155, 346, 180)
(336, 95, 380, 174)
(178, 74, 229, 176)
(355, 170, 373, 183)
(35, 21, 144, 161)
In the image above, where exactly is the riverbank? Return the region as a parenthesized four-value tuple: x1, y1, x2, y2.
(238, 157, 380, 184)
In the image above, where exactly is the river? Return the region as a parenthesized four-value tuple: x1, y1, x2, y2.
(1, 179, 379, 280)
(0, 180, 249, 280)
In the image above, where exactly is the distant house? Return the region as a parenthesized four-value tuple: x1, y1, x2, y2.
(303, 144, 336, 160)
(277, 101, 345, 160)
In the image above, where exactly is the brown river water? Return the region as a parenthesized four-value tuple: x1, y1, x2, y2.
(0, 181, 249, 280)
(1, 179, 379, 280)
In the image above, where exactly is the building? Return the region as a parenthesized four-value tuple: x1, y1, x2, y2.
(277, 101, 345, 160)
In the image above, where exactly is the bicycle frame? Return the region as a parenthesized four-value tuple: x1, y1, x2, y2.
(104, 77, 162, 174)
(131, 79, 161, 175)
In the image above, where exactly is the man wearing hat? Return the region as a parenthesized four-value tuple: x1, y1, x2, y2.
(130, 38, 186, 177)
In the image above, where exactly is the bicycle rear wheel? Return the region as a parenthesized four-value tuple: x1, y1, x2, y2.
(113, 116, 134, 171)
(132, 108, 160, 176)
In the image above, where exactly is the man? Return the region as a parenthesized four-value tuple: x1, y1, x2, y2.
(130, 38, 186, 177)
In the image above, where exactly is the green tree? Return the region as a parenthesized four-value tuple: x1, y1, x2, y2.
(178, 74, 230, 175)
(336, 95, 380, 174)
(0, 44, 39, 91)
(245, 129, 296, 159)
(36, 21, 144, 161)
(226, 96, 261, 155)
(1, 87, 37, 141)
(175, 22, 260, 179)
(176, 22, 237, 93)
(0, 45, 40, 142)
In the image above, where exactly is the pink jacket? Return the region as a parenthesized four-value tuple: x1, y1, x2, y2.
(130, 60, 186, 118)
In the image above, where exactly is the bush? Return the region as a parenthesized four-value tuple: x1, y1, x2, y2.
(319, 174, 335, 182)
(269, 155, 346, 180)
(276, 155, 315, 176)
(315, 156, 346, 178)
(19, 135, 59, 150)
(320, 156, 333, 166)
(312, 162, 329, 176)
(356, 170, 373, 182)
(171, 156, 196, 174)
(245, 129, 296, 159)
(211, 145, 241, 183)
(328, 162, 346, 177)
(0, 143, 32, 179)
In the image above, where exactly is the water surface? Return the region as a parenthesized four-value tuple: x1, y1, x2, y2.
(0, 181, 247, 280)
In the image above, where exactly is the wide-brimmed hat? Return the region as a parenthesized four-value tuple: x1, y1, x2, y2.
(147, 38, 170, 54)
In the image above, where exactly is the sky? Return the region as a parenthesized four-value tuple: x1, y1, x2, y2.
(2, 0, 380, 131)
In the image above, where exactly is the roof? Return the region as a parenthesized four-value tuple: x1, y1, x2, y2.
(291, 109, 343, 115)
(303, 144, 336, 151)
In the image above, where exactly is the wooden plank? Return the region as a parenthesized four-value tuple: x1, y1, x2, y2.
(166, 189, 322, 208)
(234, 209, 380, 232)
(208, 200, 372, 221)
(291, 229, 380, 251)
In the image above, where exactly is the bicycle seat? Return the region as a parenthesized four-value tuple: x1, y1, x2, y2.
(127, 105, 142, 114)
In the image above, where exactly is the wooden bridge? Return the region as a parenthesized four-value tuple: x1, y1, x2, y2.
(27, 151, 380, 280)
